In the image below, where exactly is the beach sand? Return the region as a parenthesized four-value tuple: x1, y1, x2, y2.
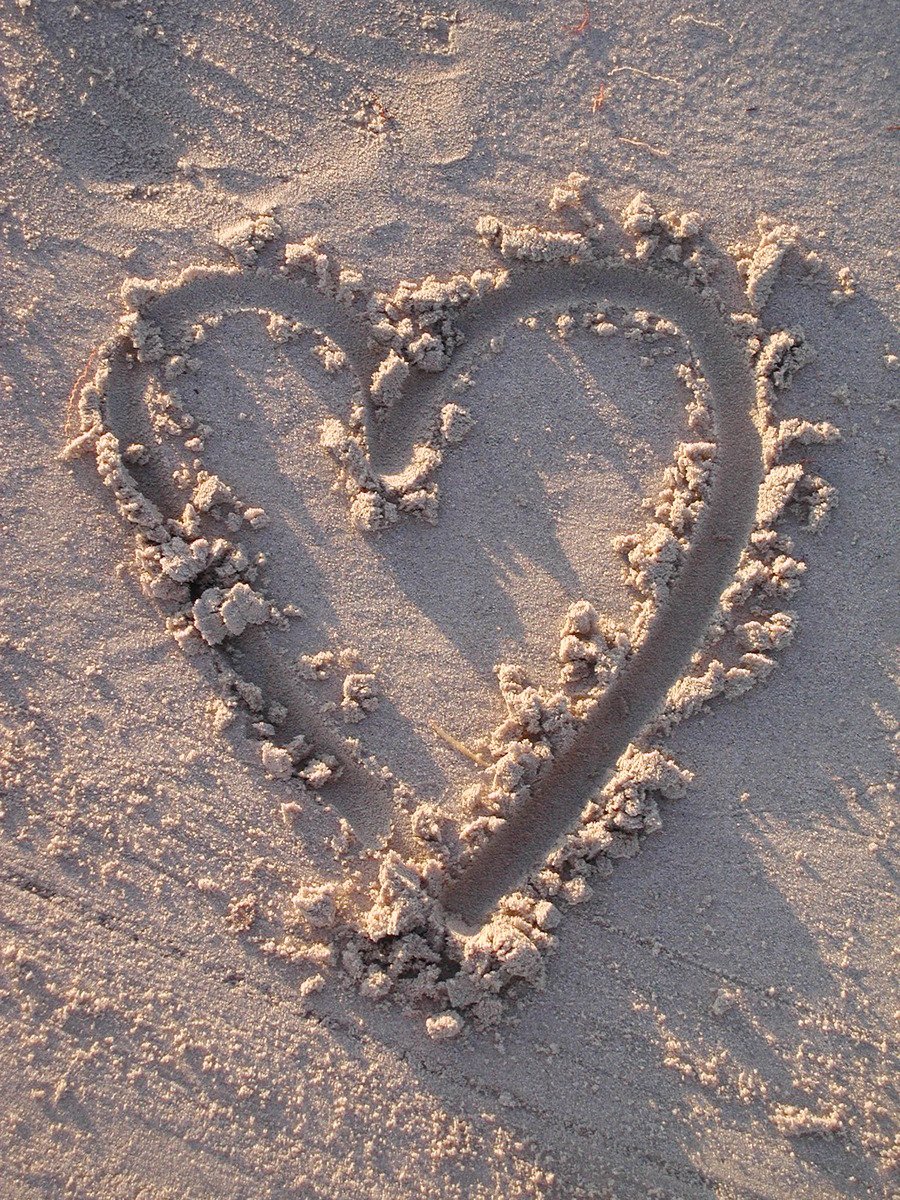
(0, 1, 897, 1196)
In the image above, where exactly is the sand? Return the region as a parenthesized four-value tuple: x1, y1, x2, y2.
(0, 0, 897, 1196)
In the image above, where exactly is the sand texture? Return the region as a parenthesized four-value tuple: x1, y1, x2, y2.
(0, 1, 897, 1197)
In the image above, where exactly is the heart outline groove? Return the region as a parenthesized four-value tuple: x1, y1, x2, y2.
(64, 188, 840, 1029)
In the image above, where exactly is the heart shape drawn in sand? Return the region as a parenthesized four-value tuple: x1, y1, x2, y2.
(65, 185, 839, 1031)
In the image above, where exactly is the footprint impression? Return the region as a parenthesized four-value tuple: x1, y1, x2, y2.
(64, 178, 840, 1037)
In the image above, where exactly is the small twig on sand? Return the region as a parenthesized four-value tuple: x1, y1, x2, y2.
(670, 14, 734, 42)
(430, 722, 491, 768)
(568, 3, 590, 34)
(591, 83, 605, 112)
(617, 135, 669, 157)
(609, 65, 682, 88)
(64, 348, 98, 442)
